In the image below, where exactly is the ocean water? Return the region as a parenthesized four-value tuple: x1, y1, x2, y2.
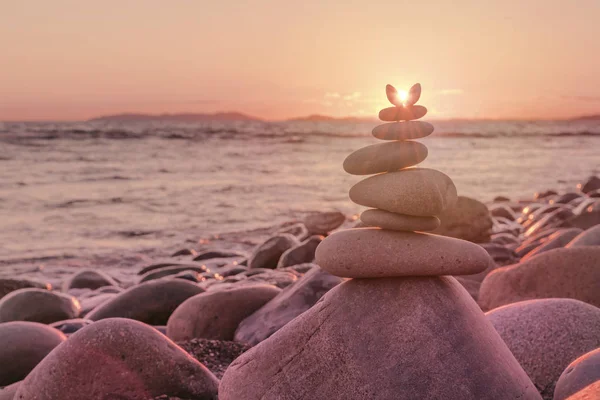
(1, 119, 599, 269)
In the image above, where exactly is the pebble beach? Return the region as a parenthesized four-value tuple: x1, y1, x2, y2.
(1, 87, 600, 399)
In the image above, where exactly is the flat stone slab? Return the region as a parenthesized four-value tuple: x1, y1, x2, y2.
(379, 105, 427, 121)
(360, 209, 440, 231)
(372, 121, 434, 140)
(349, 168, 457, 217)
(343, 141, 428, 175)
(315, 228, 492, 278)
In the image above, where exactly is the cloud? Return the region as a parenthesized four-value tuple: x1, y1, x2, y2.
(437, 89, 463, 95)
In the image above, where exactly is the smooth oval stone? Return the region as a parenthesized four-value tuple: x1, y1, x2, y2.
(349, 168, 457, 217)
(372, 121, 434, 140)
(86, 279, 204, 325)
(0, 279, 51, 300)
(343, 141, 428, 175)
(360, 209, 440, 231)
(379, 105, 427, 121)
(486, 299, 600, 400)
(0, 321, 66, 386)
(0, 289, 80, 324)
(405, 83, 422, 106)
(62, 269, 119, 292)
(385, 84, 402, 107)
(567, 224, 600, 247)
(554, 348, 600, 400)
(521, 228, 582, 261)
(166, 284, 281, 341)
(315, 228, 492, 278)
(303, 211, 345, 235)
(15, 318, 219, 400)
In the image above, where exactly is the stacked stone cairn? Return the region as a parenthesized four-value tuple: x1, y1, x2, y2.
(219, 84, 542, 399)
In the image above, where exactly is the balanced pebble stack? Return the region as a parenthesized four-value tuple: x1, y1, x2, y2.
(219, 84, 542, 400)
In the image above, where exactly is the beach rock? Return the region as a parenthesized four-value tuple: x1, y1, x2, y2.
(216, 264, 247, 277)
(245, 270, 298, 289)
(303, 211, 345, 235)
(277, 222, 309, 239)
(479, 243, 518, 266)
(0, 289, 80, 324)
(494, 195, 511, 202)
(0, 382, 20, 400)
(0, 278, 51, 300)
(343, 141, 428, 175)
(578, 176, 600, 194)
(316, 228, 492, 278)
(15, 318, 219, 400)
(139, 265, 209, 283)
(234, 267, 343, 345)
(491, 233, 520, 246)
(276, 235, 322, 268)
(554, 348, 600, 400)
(378, 105, 427, 121)
(349, 168, 457, 217)
(490, 204, 517, 220)
(170, 248, 197, 257)
(567, 224, 600, 247)
(62, 269, 119, 292)
(535, 190, 559, 200)
(551, 192, 582, 204)
(138, 262, 208, 276)
(372, 120, 435, 140)
(521, 228, 583, 260)
(526, 208, 575, 237)
(248, 234, 299, 269)
(454, 276, 481, 301)
(220, 277, 540, 400)
(0, 321, 66, 386)
(177, 338, 251, 380)
(279, 262, 318, 275)
(479, 247, 600, 310)
(360, 209, 441, 231)
(432, 196, 493, 243)
(487, 299, 600, 399)
(86, 279, 204, 325)
(563, 201, 600, 230)
(406, 82, 422, 105)
(193, 250, 245, 262)
(167, 284, 281, 341)
(80, 292, 117, 316)
(49, 318, 94, 334)
(588, 188, 600, 198)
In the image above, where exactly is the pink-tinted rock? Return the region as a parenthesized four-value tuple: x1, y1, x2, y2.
(360, 209, 440, 231)
(0, 279, 51, 300)
(490, 204, 517, 221)
(220, 277, 541, 400)
(379, 105, 427, 121)
(234, 267, 343, 345)
(521, 228, 583, 261)
(349, 168, 457, 217)
(577, 176, 600, 194)
(276, 235, 322, 268)
(563, 201, 600, 230)
(0, 289, 80, 324)
(567, 224, 600, 247)
(62, 269, 119, 292)
(0, 381, 20, 400)
(372, 121, 434, 140)
(406, 83, 422, 106)
(15, 318, 219, 400)
(167, 284, 281, 341)
(86, 279, 204, 325)
(554, 348, 600, 400)
(303, 211, 345, 235)
(343, 141, 428, 175)
(315, 228, 492, 278)
(479, 247, 600, 311)
(248, 234, 300, 269)
(432, 196, 493, 243)
(486, 299, 600, 399)
(0, 322, 66, 386)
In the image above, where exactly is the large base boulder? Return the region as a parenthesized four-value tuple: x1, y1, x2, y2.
(15, 318, 219, 400)
(220, 277, 540, 400)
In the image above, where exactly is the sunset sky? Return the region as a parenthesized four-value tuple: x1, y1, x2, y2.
(1, 0, 600, 121)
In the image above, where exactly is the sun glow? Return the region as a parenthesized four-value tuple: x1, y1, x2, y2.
(398, 90, 408, 103)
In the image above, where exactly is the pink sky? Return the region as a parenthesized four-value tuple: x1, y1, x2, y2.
(1, 1, 600, 121)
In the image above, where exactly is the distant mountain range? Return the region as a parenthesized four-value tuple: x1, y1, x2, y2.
(88, 111, 600, 123)
(88, 112, 377, 123)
